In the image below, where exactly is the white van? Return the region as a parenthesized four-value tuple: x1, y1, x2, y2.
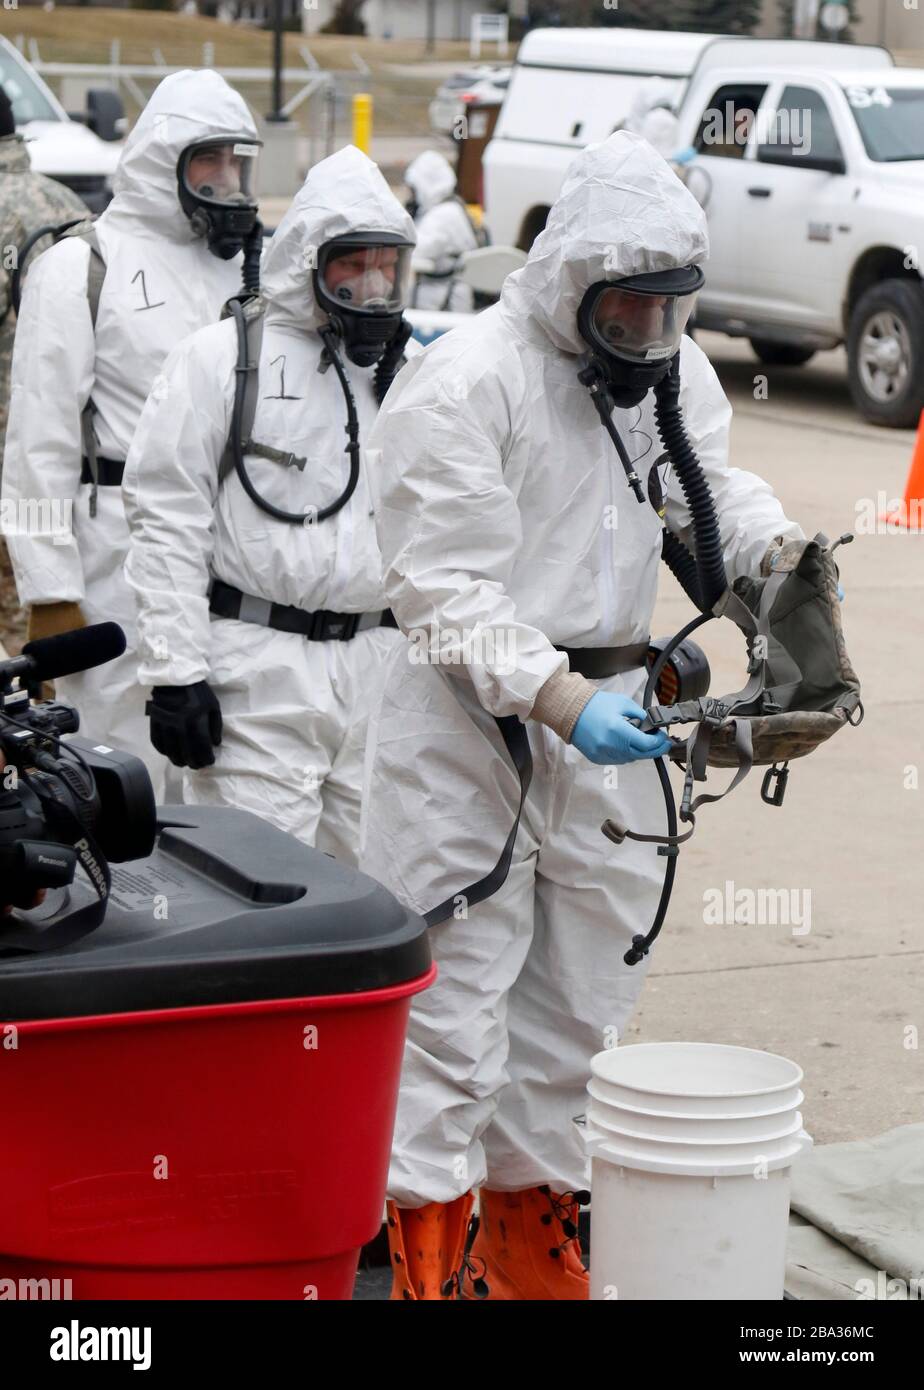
(482, 27, 732, 249)
(0, 36, 123, 212)
(482, 28, 892, 252)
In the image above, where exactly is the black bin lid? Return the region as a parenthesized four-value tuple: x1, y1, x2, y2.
(0, 807, 431, 1023)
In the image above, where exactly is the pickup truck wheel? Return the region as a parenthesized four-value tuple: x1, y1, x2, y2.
(749, 340, 816, 367)
(848, 279, 924, 428)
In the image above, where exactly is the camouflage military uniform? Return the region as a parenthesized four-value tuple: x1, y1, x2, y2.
(0, 133, 87, 473)
(0, 134, 85, 652)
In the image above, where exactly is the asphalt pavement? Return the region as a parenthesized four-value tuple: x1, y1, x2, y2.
(636, 333, 923, 1147)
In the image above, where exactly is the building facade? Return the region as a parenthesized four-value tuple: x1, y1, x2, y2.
(303, 0, 489, 42)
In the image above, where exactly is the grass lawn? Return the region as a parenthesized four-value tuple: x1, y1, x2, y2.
(3, 7, 478, 135)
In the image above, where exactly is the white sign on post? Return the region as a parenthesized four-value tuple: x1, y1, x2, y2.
(471, 13, 509, 60)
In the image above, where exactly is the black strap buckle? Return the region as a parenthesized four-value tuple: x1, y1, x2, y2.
(761, 761, 790, 807)
(310, 610, 360, 642)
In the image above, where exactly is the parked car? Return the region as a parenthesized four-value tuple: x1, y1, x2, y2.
(0, 35, 124, 213)
(429, 65, 510, 138)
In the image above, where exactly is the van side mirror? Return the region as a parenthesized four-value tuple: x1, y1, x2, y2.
(86, 89, 126, 143)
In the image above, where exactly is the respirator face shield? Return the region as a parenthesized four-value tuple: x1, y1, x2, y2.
(314, 232, 414, 367)
(177, 137, 261, 260)
(577, 265, 705, 406)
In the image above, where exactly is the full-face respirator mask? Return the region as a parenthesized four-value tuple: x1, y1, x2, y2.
(177, 136, 262, 264)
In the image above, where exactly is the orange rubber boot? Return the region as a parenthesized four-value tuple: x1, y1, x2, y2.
(386, 1194, 476, 1300)
(467, 1185, 591, 1300)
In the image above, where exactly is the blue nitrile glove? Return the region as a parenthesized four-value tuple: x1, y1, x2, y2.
(837, 583, 845, 603)
(571, 692, 673, 766)
(672, 145, 697, 166)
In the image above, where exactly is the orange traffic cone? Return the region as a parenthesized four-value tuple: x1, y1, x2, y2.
(881, 410, 924, 530)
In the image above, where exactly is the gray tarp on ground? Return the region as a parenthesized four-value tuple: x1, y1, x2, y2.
(784, 1124, 924, 1300)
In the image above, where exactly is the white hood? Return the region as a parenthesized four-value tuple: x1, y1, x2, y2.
(405, 149, 457, 214)
(624, 78, 679, 127)
(100, 69, 258, 243)
(260, 144, 416, 333)
(501, 131, 709, 356)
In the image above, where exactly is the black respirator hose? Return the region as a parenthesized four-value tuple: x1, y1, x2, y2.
(620, 358, 730, 967)
(578, 360, 646, 503)
(622, 608, 716, 967)
(373, 318, 413, 406)
(315, 325, 362, 521)
(662, 529, 705, 611)
(241, 218, 263, 297)
(227, 302, 361, 525)
(654, 356, 727, 613)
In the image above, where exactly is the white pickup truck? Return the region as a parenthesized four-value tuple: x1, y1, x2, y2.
(484, 32, 924, 427)
(671, 59, 924, 427)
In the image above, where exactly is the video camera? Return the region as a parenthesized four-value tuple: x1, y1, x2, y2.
(0, 623, 156, 920)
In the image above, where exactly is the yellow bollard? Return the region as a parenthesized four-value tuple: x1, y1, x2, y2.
(353, 93, 373, 156)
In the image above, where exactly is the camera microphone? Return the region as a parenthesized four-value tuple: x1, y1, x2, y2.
(1, 622, 127, 689)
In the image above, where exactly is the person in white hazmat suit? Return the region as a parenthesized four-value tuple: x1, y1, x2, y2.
(405, 149, 479, 313)
(123, 147, 417, 862)
(361, 132, 806, 1300)
(0, 71, 262, 800)
(620, 79, 682, 160)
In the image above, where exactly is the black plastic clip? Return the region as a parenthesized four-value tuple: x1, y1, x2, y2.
(657, 844, 680, 858)
(761, 761, 790, 807)
(680, 765, 696, 818)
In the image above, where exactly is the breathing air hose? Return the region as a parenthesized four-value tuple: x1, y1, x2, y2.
(227, 302, 361, 525)
(621, 355, 729, 966)
(240, 220, 264, 298)
(373, 318, 413, 406)
(653, 356, 727, 614)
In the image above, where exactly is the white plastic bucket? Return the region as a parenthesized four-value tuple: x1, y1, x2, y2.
(586, 1068, 804, 1120)
(584, 1043, 812, 1301)
(586, 1079, 805, 1143)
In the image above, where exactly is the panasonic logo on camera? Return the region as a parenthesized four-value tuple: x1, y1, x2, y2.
(73, 838, 107, 895)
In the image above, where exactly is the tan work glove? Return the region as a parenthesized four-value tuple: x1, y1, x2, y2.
(26, 601, 87, 644)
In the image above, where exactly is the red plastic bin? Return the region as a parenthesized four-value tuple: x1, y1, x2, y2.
(0, 806, 433, 1299)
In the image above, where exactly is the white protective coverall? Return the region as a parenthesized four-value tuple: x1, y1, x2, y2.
(622, 79, 682, 160)
(1, 71, 257, 799)
(123, 147, 415, 862)
(406, 150, 477, 313)
(361, 133, 804, 1205)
